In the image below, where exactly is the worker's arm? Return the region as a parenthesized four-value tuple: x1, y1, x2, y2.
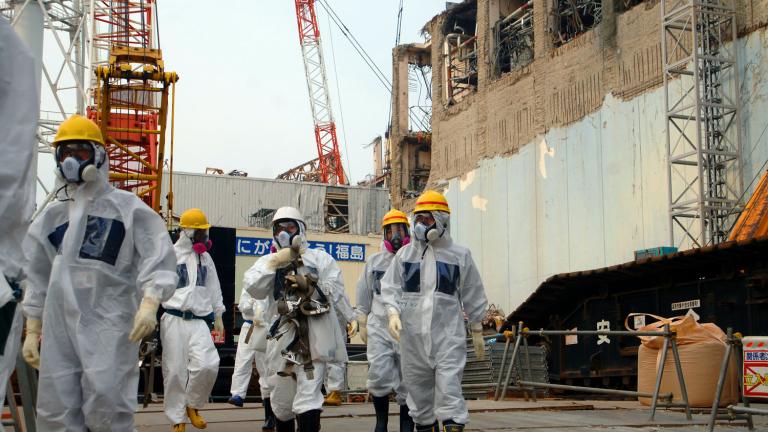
(204, 253, 226, 317)
(379, 253, 404, 315)
(318, 254, 356, 323)
(354, 260, 374, 318)
(243, 256, 276, 300)
(133, 205, 178, 302)
(460, 249, 488, 324)
(21, 217, 55, 319)
(237, 288, 255, 317)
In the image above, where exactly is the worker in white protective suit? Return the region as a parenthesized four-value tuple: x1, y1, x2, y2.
(228, 289, 277, 431)
(21, 114, 178, 431)
(323, 291, 355, 407)
(0, 19, 38, 401)
(380, 190, 488, 432)
(162, 208, 225, 432)
(243, 206, 358, 432)
(356, 209, 414, 432)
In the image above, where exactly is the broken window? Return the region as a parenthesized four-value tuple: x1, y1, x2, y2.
(443, 2, 478, 104)
(492, 0, 534, 76)
(552, 0, 603, 47)
(325, 188, 349, 233)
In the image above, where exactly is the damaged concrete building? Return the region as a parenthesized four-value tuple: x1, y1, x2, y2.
(388, 0, 768, 314)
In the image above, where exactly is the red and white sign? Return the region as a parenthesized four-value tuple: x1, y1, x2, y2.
(743, 337, 768, 398)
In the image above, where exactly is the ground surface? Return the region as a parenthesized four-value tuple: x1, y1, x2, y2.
(129, 399, 768, 431)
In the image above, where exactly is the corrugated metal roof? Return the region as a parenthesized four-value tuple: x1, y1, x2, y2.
(162, 171, 390, 235)
(508, 236, 768, 326)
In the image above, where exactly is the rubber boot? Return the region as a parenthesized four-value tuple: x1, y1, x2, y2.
(441, 420, 464, 432)
(399, 404, 414, 432)
(172, 424, 185, 432)
(296, 409, 322, 432)
(263, 398, 277, 431)
(415, 421, 439, 432)
(323, 390, 342, 406)
(372, 395, 389, 432)
(276, 418, 296, 432)
(185, 406, 207, 429)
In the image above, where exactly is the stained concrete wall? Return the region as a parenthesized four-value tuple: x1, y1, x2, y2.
(441, 29, 768, 315)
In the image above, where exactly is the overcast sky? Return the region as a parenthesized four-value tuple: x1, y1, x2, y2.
(31, 1, 446, 203)
(157, 0, 443, 183)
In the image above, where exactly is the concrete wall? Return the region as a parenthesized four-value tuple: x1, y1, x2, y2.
(441, 28, 768, 315)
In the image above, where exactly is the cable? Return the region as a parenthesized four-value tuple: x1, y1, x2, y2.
(315, 0, 430, 132)
(325, 13, 352, 183)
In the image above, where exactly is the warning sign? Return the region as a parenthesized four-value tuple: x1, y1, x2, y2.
(743, 337, 768, 399)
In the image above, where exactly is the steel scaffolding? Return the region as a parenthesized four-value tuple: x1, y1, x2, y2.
(663, 0, 742, 248)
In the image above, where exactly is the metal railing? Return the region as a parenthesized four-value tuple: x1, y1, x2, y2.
(707, 328, 758, 431)
(494, 321, 693, 421)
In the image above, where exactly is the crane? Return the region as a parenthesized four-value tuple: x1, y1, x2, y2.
(291, 0, 346, 185)
(87, 0, 179, 216)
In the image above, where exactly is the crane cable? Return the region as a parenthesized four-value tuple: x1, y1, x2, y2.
(315, 0, 430, 132)
(325, 13, 352, 183)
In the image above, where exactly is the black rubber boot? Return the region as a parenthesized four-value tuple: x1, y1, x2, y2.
(399, 404, 414, 432)
(296, 409, 322, 432)
(415, 421, 439, 432)
(263, 398, 277, 431)
(441, 420, 464, 432)
(372, 396, 389, 432)
(275, 417, 295, 432)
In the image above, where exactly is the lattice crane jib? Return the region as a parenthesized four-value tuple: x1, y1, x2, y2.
(87, 1, 178, 214)
(663, 0, 742, 249)
(294, 0, 346, 185)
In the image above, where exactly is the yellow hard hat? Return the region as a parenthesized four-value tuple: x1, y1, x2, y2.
(52, 114, 105, 147)
(382, 209, 410, 228)
(179, 208, 211, 229)
(414, 190, 450, 214)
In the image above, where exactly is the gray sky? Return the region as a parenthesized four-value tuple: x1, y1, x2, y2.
(156, 0, 443, 183)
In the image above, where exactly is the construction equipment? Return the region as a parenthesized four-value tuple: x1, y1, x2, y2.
(728, 170, 768, 241)
(289, 0, 346, 185)
(87, 0, 179, 216)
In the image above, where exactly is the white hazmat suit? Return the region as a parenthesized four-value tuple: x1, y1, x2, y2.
(356, 250, 407, 405)
(324, 292, 355, 399)
(23, 154, 178, 431)
(380, 212, 487, 427)
(161, 231, 225, 425)
(244, 240, 353, 422)
(0, 18, 38, 400)
(230, 290, 272, 400)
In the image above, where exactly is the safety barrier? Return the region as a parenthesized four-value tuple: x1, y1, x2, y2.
(707, 328, 761, 431)
(494, 321, 692, 421)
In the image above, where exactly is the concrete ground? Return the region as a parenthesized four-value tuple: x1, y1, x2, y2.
(132, 399, 768, 431)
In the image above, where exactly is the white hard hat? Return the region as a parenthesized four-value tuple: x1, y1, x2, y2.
(272, 206, 305, 225)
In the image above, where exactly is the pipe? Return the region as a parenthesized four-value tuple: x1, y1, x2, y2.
(501, 1, 533, 25)
(515, 381, 674, 400)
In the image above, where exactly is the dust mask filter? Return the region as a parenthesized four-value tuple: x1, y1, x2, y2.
(60, 157, 84, 183)
(275, 231, 291, 249)
(414, 223, 428, 241)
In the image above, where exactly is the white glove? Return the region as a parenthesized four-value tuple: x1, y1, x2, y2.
(387, 308, 402, 342)
(347, 319, 358, 337)
(22, 318, 42, 369)
(129, 296, 159, 343)
(214, 315, 225, 334)
(268, 248, 293, 270)
(357, 315, 368, 344)
(470, 322, 485, 361)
